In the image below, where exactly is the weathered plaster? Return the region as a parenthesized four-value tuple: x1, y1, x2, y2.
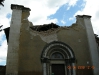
(29, 29, 59, 43)
(6, 7, 22, 75)
(83, 17, 99, 75)
(29, 24, 81, 43)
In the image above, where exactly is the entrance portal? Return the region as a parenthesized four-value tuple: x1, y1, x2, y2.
(41, 41, 76, 75)
(52, 64, 65, 75)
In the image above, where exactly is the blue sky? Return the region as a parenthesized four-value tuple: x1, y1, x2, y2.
(0, 60, 6, 66)
(0, 34, 6, 45)
(0, 0, 99, 65)
(6, 13, 11, 19)
(48, 0, 85, 26)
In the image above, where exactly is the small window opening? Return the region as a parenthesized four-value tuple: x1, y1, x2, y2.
(51, 52, 64, 59)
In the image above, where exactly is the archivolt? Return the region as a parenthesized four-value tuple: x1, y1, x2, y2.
(41, 41, 75, 62)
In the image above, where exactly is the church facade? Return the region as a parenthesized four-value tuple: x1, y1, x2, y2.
(5, 4, 99, 75)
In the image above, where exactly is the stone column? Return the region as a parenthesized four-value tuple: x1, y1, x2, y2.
(43, 63, 46, 75)
(6, 4, 23, 75)
(72, 63, 76, 75)
(76, 15, 99, 75)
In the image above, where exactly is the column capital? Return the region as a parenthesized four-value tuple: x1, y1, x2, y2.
(11, 4, 24, 10)
(22, 7, 31, 12)
(76, 15, 91, 19)
(11, 4, 31, 11)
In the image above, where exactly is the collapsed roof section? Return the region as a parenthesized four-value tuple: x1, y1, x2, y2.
(3, 23, 99, 45)
(3, 23, 60, 43)
(30, 23, 60, 32)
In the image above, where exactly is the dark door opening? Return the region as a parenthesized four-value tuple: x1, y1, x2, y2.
(52, 64, 65, 75)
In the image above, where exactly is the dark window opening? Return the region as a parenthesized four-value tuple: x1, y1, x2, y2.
(51, 52, 64, 59)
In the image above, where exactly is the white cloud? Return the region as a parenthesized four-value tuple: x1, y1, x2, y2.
(0, 31, 7, 64)
(61, 20, 66, 25)
(68, 0, 78, 6)
(0, 59, 6, 63)
(67, 7, 70, 10)
(69, 17, 74, 21)
(0, 40, 7, 62)
(0, 14, 10, 29)
(66, 0, 78, 10)
(0, 31, 6, 45)
(0, 31, 4, 41)
(74, 0, 99, 35)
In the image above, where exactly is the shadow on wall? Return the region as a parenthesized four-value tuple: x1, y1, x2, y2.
(0, 65, 6, 75)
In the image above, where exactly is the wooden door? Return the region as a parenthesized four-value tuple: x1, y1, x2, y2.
(52, 64, 65, 75)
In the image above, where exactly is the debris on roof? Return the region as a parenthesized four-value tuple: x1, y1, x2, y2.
(3, 25, 99, 45)
(30, 23, 60, 32)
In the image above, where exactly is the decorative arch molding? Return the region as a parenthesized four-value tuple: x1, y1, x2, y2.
(41, 41, 76, 75)
(41, 41, 75, 62)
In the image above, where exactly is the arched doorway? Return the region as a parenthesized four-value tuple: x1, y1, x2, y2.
(50, 52, 65, 75)
(41, 41, 76, 75)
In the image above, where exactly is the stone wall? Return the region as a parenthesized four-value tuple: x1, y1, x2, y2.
(19, 14, 94, 75)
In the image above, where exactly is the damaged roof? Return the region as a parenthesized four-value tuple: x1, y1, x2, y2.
(3, 23, 59, 43)
(30, 23, 60, 32)
(3, 23, 99, 46)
